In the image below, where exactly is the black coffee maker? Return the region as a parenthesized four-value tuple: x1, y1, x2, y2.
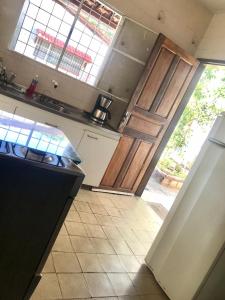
(90, 94, 113, 125)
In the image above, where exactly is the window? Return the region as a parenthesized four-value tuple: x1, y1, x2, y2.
(11, 0, 122, 86)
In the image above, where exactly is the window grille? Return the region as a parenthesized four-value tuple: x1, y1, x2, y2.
(11, 0, 122, 86)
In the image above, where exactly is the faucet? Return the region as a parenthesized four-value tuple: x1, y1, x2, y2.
(0, 67, 8, 84)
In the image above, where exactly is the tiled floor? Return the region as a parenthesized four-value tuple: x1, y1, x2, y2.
(31, 189, 169, 300)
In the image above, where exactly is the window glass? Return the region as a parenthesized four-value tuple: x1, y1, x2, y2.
(11, 0, 122, 86)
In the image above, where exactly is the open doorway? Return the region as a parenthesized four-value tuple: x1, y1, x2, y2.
(142, 63, 225, 220)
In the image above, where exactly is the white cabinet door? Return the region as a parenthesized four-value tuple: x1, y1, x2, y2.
(77, 130, 118, 186)
(0, 95, 16, 114)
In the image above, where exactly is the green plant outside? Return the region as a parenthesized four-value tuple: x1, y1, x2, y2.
(158, 65, 225, 179)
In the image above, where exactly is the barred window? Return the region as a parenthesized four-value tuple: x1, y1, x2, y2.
(11, 0, 122, 86)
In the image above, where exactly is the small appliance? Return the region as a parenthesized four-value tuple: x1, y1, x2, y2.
(90, 94, 112, 125)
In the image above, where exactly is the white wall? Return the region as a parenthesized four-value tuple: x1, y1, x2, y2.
(0, 0, 212, 121)
(196, 13, 225, 60)
(106, 0, 212, 54)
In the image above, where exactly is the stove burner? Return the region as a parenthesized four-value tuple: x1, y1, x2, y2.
(28, 148, 54, 163)
(13, 145, 64, 166)
(0, 140, 8, 154)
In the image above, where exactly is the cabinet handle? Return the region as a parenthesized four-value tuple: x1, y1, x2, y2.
(87, 134, 98, 140)
(44, 122, 58, 128)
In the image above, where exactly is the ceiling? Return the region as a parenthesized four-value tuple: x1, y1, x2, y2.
(199, 0, 225, 13)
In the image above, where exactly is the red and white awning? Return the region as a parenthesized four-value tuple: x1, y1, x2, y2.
(36, 29, 92, 63)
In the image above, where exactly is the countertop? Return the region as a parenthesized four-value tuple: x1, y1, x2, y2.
(0, 84, 121, 137)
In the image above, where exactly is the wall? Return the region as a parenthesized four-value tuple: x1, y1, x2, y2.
(0, 0, 212, 128)
(196, 13, 225, 60)
(107, 0, 212, 54)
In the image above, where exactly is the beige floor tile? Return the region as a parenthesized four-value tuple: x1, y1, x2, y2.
(108, 273, 137, 296)
(111, 216, 127, 226)
(42, 254, 55, 273)
(66, 210, 81, 222)
(58, 224, 68, 236)
(74, 201, 92, 213)
(79, 212, 98, 224)
(58, 273, 90, 299)
(109, 239, 133, 255)
(52, 252, 81, 273)
(128, 273, 163, 295)
(84, 273, 115, 297)
(135, 256, 147, 265)
(118, 296, 141, 300)
(95, 214, 114, 226)
(52, 235, 73, 252)
(70, 236, 95, 253)
(118, 255, 141, 273)
(85, 224, 107, 239)
(31, 274, 61, 300)
(32, 189, 166, 299)
(65, 221, 87, 237)
(91, 238, 115, 254)
(139, 295, 169, 300)
(133, 230, 155, 243)
(102, 226, 123, 240)
(125, 240, 147, 256)
(91, 297, 118, 300)
(105, 206, 121, 217)
(100, 197, 115, 208)
(117, 227, 138, 242)
(89, 203, 108, 215)
(77, 253, 103, 272)
(98, 254, 125, 272)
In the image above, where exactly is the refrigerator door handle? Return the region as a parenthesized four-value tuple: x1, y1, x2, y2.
(208, 137, 225, 148)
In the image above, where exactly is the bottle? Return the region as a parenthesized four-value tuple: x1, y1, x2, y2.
(26, 75, 39, 97)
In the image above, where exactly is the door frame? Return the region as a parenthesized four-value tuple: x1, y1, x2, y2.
(136, 58, 225, 196)
(135, 61, 206, 196)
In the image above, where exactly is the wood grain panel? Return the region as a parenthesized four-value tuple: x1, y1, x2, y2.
(100, 34, 199, 195)
(123, 128, 157, 143)
(101, 136, 133, 187)
(127, 116, 162, 137)
(137, 48, 175, 110)
(156, 60, 192, 117)
(120, 141, 152, 190)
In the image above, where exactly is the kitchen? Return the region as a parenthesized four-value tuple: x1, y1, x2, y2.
(0, 0, 225, 299)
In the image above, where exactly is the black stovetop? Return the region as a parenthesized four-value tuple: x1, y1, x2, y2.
(0, 112, 81, 166)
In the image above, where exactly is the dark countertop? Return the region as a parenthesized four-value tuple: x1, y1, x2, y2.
(0, 114, 81, 163)
(0, 85, 121, 137)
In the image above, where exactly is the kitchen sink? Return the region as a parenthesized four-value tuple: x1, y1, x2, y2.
(34, 95, 72, 115)
(0, 83, 24, 97)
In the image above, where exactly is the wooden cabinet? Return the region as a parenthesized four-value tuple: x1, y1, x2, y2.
(77, 130, 118, 187)
(101, 34, 200, 195)
(98, 18, 158, 101)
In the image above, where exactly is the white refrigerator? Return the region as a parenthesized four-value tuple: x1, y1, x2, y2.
(145, 114, 225, 300)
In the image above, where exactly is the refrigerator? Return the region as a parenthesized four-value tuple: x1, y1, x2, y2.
(145, 114, 225, 300)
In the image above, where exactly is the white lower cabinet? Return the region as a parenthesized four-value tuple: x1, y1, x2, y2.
(77, 130, 118, 187)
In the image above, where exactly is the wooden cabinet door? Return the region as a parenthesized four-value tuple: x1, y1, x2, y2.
(101, 34, 200, 194)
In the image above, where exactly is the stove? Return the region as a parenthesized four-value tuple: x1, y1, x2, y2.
(0, 113, 85, 300)
(0, 114, 81, 173)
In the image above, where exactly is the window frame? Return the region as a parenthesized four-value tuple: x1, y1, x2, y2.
(10, 0, 123, 88)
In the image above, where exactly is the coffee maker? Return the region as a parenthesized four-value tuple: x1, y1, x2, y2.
(90, 94, 112, 125)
